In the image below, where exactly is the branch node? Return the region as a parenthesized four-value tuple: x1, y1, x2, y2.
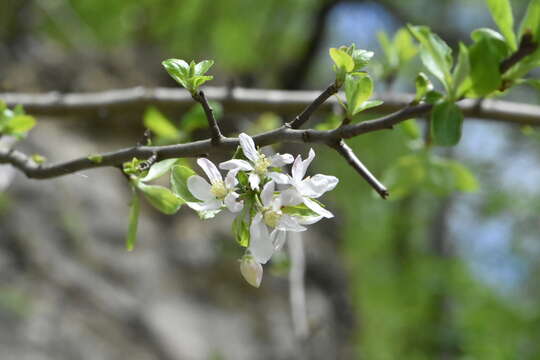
(288, 83, 338, 129)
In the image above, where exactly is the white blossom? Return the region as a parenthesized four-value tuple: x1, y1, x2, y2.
(219, 133, 293, 190)
(186, 158, 243, 213)
(248, 181, 322, 264)
(282, 148, 339, 218)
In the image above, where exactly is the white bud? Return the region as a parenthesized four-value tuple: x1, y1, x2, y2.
(240, 255, 263, 288)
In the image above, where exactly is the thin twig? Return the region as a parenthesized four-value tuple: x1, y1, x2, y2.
(500, 32, 538, 74)
(287, 83, 338, 129)
(331, 139, 389, 199)
(192, 90, 223, 145)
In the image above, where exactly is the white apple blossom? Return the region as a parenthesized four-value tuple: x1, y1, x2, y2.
(281, 148, 339, 218)
(248, 181, 322, 264)
(186, 158, 243, 213)
(219, 133, 293, 190)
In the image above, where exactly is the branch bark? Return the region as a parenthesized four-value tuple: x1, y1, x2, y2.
(2, 87, 540, 126)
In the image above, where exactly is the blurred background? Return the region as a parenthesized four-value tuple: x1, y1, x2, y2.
(1, 0, 540, 359)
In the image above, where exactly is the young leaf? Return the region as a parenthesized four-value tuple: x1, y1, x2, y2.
(194, 60, 214, 75)
(415, 72, 433, 102)
(162, 59, 190, 88)
(350, 48, 374, 71)
(449, 161, 479, 192)
(329, 48, 354, 72)
(136, 182, 183, 214)
(140, 158, 179, 182)
(143, 107, 180, 140)
(486, 0, 517, 50)
(431, 101, 464, 146)
(344, 73, 374, 116)
(519, 0, 540, 39)
(468, 34, 504, 96)
(126, 186, 141, 251)
(451, 43, 471, 99)
(408, 25, 453, 93)
(3, 115, 36, 137)
(398, 119, 421, 140)
(170, 165, 199, 202)
(88, 154, 103, 164)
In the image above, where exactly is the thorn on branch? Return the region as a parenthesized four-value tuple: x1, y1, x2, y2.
(193, 90, 223, 145)
(331, 139, 389, 199)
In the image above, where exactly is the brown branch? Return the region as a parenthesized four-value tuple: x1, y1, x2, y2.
(192, 90, 223, 144)
(287, 83, 338, 129)
(2, 87, 539, 126)
(330, 139, 389, 199)
(500, 32, 538, 74)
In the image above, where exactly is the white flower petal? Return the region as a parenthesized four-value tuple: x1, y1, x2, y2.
(197, 158, 222, 183)
(187, 175, 214, 201)
(219, 159, 253, 171)
(301, 174, 339, 198)
(301, 148, 316, 177)
(270, 229, 287, 251)
(239, 133, 259, 162)
(224, 168, 240, 189)
(296, 215, 323, 225)
(224, 192, 243, 213)
(278, 214, 306, 232)
(291, 154, 305, 182)
(267, 171, 289, 184)
(248, 172, 261, 190)
(249, 214, 274, 264)
(260, 180, 275, 207)
(270, 153, 294, 167)
(186, 199, 222, 212)
(303, 197, 334, 218)
(279, 188, 304, 206)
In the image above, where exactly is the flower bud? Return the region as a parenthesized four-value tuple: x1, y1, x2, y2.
(240, 255, 263, 288)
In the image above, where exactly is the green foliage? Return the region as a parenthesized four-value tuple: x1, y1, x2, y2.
(377, 28, 418, 78)
(431, 101, 464, 146)
(31, 154, 46, 164)
(486, 0, 517, 50)
(330, 44, 374, 86)
(143, 107, 182, 142)
(414, 72, 433, 102)
(140, 159, 180, 182)
(519, 0, 540, 40)
(0, 102, 36, 139)
(135, 182, 183, 214)
(468, 29, 508, 96)
(162, 58, 214, 94)
(126, 186, 140, 251)
(343, 73, 383, 117)
(408, 25, 453, 94)
(87, 154, 103, 164)
(170, 165, 199, 202)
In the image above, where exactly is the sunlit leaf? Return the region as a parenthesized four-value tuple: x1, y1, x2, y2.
(486, 0, 517, 50)
(431, 101, 463, 146)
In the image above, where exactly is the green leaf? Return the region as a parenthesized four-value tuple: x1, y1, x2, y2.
(451, 43, 471, 99)
(350, 49, 374, 71)
(449, 161, 479, 192)
(378, 31, 397, 68)
(136, 182, 183, 214)
(282, 203, 318, 217)
(3, 115, 36, 136)
(467, 29, 509, 95)
(232, 214, 250, 247)
(140, 158, 179, 182)
(519, 0, 540, 39)
(143, 107, 180, 140)
(383, 155, 426, 200)
(425, 90, 444, 104)
(88, 154, 103, 164)
(431, 101, 464, 146)
(394, 28, 418, 63)
(31, 154, 46, 164)
(162, 59, 190, 88)
(194, 60, 214, 75)
(329, 48, 354, 72)
(408, 25, 453, 93)
(398, 119, 421, 140)
(126, 186, 140, 251)
(486, 0, 517, 50)
(415, 72, 433, 102)
(170, 165, 199, 202)
(344, 73, 374, 116)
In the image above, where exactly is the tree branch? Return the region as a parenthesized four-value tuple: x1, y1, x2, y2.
(192, 90, 223, 144)
(287, 83, 338, 129)
(2, 87, 540, 126)
(500, 32, 538, 74)
(331, 139, 389, 199)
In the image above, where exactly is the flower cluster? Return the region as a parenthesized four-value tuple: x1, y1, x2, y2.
(185, 133, 338, 287)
